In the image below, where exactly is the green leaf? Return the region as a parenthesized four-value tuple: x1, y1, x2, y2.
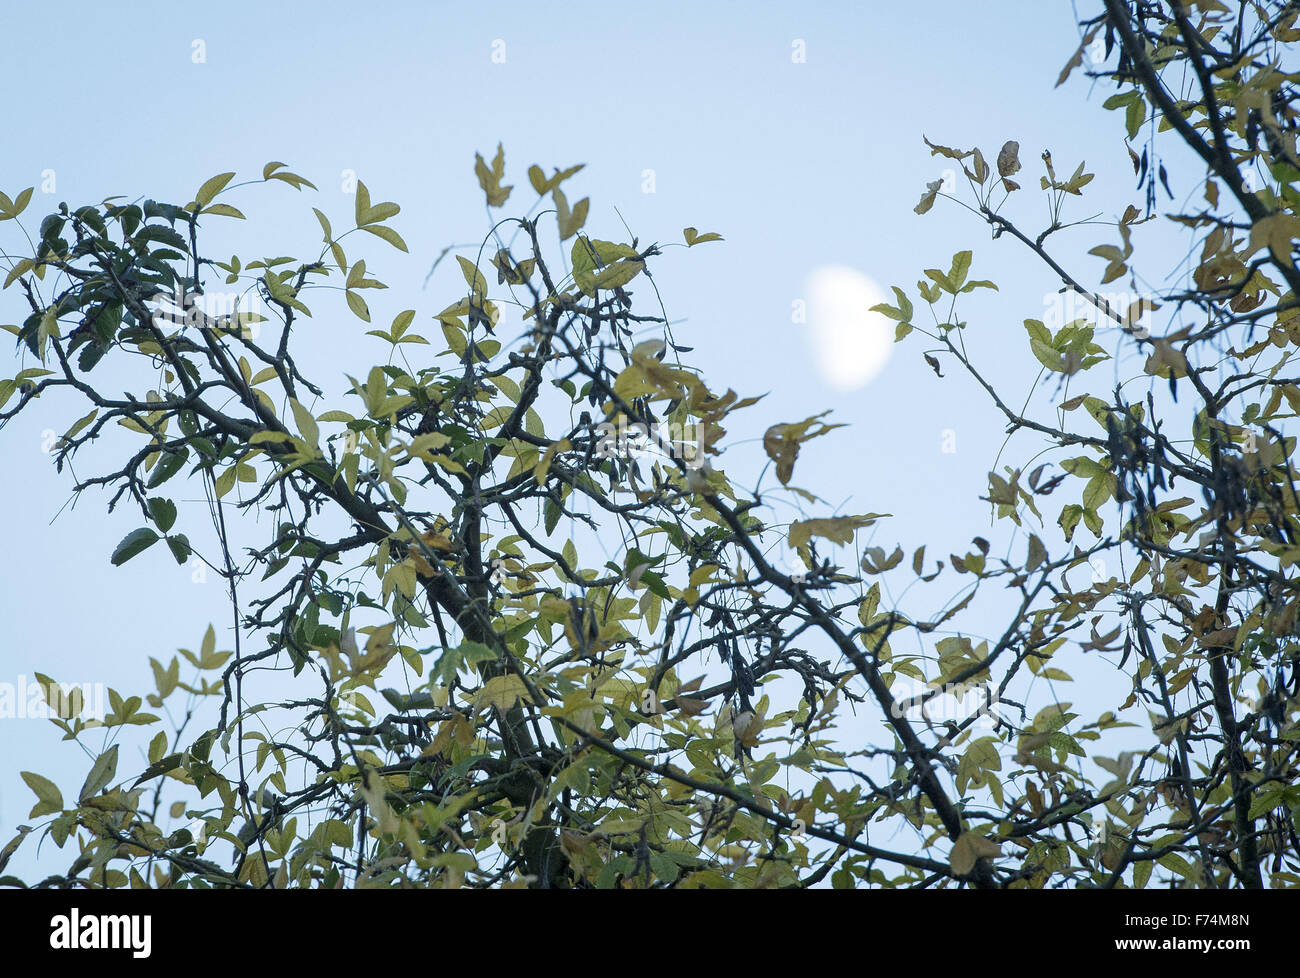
(571, 237, 642, 296)
(195, 172, 236, 208)
(36, 308, 60, 363)
(0, 187, 34, 221)
(923, 267, 953, 294)
(134, 753, 184, 786)
(1059, 504, 1083, 541)
(79, 745, 119, 801)
(63, 408, 99, 442)
(456, 256, 488, 297)
(312, 207, 333, 240)
(354, 181, 400, 225)
(1248, 787, 1285, 819)
(1133, 859, 1152, 889)
(683, 227, 723, 246)
(390, 310, 416, 340)
(147, 497, 177, 532)
(359, 224, 408, 252)
(1025, 319, 1064, 371)
(111, 528, 160, 566)
(147, 448, 189, 488)
(1125, 98, 1144, 140)
(202, 203, 245, 220)
(1082, 474, 1111, 511)
(432, 640, 497, 685)
(1102, 91, 1138, 111)
(1157, 852, 1197, 882)
(346, 290, 370, 322)
(21, 772, 63, 817)
(544, 498, 562, 536)
(289, 398, 320, 452)
(871, 286, 913, 323)
(264, 165, 317, 191)
(166, 534, 192, 564)
(949, 251, 972, 291)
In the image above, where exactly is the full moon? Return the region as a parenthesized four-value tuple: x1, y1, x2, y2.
(804, 266, 894, 391)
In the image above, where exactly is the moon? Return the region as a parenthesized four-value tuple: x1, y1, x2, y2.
(804, 265, 894, 391)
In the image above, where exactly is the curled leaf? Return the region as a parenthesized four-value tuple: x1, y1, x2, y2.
(915, 179, 942, 215)
(950, 832, 1002, 876)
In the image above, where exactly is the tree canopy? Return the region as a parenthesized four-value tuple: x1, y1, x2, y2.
(3, 0, 1300, 889)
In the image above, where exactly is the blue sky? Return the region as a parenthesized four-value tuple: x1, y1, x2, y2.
(0, 1, 1172, 879)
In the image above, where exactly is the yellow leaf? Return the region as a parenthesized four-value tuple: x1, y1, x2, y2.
(553, 188, 589, 240)
(360, 224, 408, 252)
(288, 398, 320, 453)
(915, 179, 942, 215)
(1249, 213, 1300, 268)
(194, 171, 236, 208)
(455, 255, 488, 298)
(763, 412, 844, 485)
(683, 227, 724, 246)
(476, 674, 529, 713)
(202, 203, 245, 219)
(997, 140, 1021, 178)
(346, 290, 370, 322)
(353, 181, 400, 226)
(1143, 337, 1188, 379)
(949, 832, 1001, 876)
(474, 144, 512, 207)
(21, 771, 63, 817)
(788, 514, 888, 550)
(533, 438, 570, 484)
